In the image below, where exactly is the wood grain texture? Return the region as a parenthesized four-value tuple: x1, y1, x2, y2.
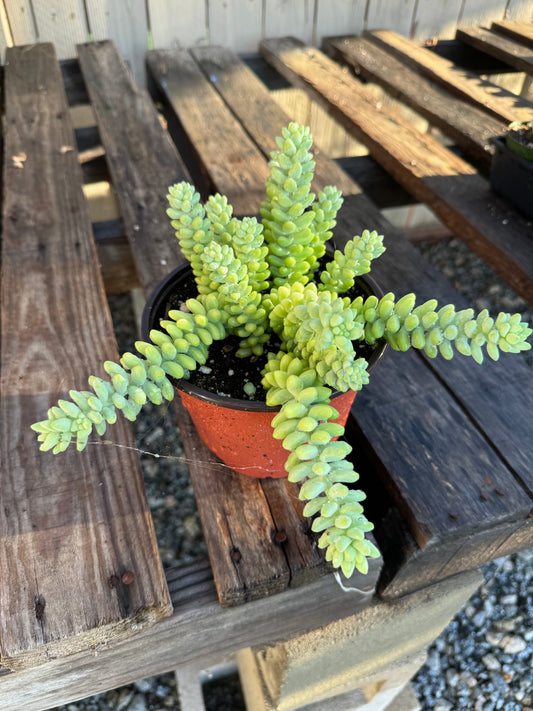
(365, 0, 418, 37)
(260, 37, 533, 304)
(30, 0, 88, 58)
(147, 0, 208, 48)
(492, 19, 533, 47)
(410, 0, 463, 41)
(166, 45, 533, 594)
(146, 47, 271, 216)
(505, 0, 533, 21)
(456, 25, 533, 74)
(189, 44, 358, 197)
(366, 29, 533, 124)
(77, 40, 190, 294)
(3, 0, 36, 46)
(0, 560, 379, 710)
(208, 0, 263, 53)
(0, 43, 171, 671)
(325, 35, 506, 167)
(84, 0, 149, 86)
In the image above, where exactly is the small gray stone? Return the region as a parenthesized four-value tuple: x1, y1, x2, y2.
(502, 635, 527, 654)
(482, 653, 501, 671)
(426, 649, 441, 675)
(446, 668, 459, 687)
(127, 694, 148, 711)
(434, 700, 453, 711)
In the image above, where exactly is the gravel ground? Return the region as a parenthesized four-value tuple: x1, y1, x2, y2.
(52, 237, 532, 711)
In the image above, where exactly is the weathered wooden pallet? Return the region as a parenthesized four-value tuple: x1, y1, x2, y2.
(148, 44, 533, 598)
(323, 35, 506, 167)
(491, 19, 533, 48)
(0, 43, 172, 672)
(365, 30, 533, 124)
(260, 37, 533, 305)
(456, 25, 533, 75)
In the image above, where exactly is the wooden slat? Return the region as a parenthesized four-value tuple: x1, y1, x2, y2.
(146, 47, 270, 216)
(80, 41, 336, 606)
(456, 25, 533, 74)
(76, 40, 190, 294)
(0, 559, 379, 710)
(85, 0, 149, 86)
(167, 45, 533, 596)
(492, 19, 533, 47)
(30, 0, 88, 59)
(325, 35, 506, 167)
(365, 29, 533, 124)
(0, 43, 172, 671)
(260, 37, 533, 304)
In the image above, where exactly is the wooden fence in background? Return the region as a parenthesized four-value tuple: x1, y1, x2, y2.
(0, 0, 532, 85)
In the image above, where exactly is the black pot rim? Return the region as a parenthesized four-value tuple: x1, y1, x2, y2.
(141, 262, 388, 412)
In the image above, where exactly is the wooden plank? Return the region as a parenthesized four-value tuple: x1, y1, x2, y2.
(3, 0, 36, 45)
(176, 46, 533, 594)
(264, 0, 316, 45)
(456, 25, 533, 75)
(456, 0, 507, 29)
(315, 0, 366, 44)
(365, 29, 533, 124)
(208, 0, 263, 53)
(145, 48, 271, 216)
(30, 0, 88, 58)
(364, 0, 418, 37)
(325, 35, 506, 167)
(147, 0, 208, 48)
(505, 0, 533, 21)
(76, 40, 190, 294)
(0, 43, 171, 671)
(85, 0, 148, 86)
(492, 19, 533, 47)
(410, 0, 463, 41)
(260, 37, 533, 304)
(0, 560, 379, 710)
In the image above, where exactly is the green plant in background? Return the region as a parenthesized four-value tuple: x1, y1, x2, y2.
(32, 123, 532, 578)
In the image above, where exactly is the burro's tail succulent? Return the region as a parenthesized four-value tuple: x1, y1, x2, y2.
(32, 122, 532, 579)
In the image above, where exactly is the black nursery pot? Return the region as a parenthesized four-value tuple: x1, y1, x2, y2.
(142, 263, 387, 478)
(490, 136, 533, 220)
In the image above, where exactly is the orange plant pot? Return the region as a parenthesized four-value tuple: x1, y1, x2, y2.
(142, 264, 386, 479)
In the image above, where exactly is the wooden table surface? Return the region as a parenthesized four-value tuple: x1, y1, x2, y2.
(1, 21, 532, 709)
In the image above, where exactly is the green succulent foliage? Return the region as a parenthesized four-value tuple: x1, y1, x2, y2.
(319, 230, 386, 293)
(31, 299, 226, 453)
(359, 292, 532, 363)
(262, 353, 379, 577)
(33, 121, 533, 580)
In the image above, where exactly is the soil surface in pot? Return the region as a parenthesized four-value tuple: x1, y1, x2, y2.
(162, 279, 381, 403)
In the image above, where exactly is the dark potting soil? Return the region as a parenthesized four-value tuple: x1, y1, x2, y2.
(155, 271, 381, 403)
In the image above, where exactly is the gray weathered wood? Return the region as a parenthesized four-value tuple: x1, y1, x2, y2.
(491, 19, 533, 48)
(146, 47, 271, 216)
(365, 29, 533, 124)
(0, 560, 378, 710)
(260, 37, 533, 304)
(77, 40, 190, 295)
(324, 35, 506, 167)
(456, 25, 533, 74)
(0, 43, 172, 672)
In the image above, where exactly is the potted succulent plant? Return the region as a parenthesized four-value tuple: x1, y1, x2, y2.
(490, 119, 533, 219)
(33, 123, 532, 579)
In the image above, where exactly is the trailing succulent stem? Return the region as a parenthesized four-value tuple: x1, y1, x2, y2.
(32, 299, 226, 453)
(32, 121, 532, 579)
(262, 353, 379, 578)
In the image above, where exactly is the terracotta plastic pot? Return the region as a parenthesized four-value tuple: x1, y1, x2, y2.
(142, 263, 387, 478)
